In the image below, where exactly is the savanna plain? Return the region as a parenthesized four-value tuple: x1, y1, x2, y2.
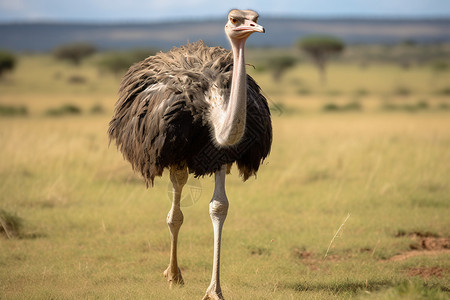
(1, 45, 450, 299)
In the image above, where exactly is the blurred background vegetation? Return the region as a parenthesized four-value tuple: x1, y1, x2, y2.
(1, 14, 449, 300)
(1, 36, 449, 118)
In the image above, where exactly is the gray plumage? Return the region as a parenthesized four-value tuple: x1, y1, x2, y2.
(108, 41, 272, 186)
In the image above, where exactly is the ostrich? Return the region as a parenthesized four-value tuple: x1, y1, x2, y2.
(108, 9, 272, 300)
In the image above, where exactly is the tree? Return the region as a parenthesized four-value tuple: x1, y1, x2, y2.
(298, 35, 345, 85)
(0, 50, 17, 78)
(53, 42, 96, 65)
(267, 55, 297, 82)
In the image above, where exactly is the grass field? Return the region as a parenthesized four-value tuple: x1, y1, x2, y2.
(0, 52, 449, 299)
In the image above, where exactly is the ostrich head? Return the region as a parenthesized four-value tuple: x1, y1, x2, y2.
(225, 9, 265, 43)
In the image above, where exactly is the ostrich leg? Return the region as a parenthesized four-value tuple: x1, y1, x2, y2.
(203, 165, 229, 300)
(164, 164, 188, 287)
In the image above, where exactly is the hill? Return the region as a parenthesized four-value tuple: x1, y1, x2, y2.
(1, 18, 449, 52)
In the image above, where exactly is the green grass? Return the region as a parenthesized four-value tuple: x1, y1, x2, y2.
(0, 53, 449, 299)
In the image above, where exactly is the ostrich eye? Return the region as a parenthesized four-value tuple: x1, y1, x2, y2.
(230, 17, 237, 24)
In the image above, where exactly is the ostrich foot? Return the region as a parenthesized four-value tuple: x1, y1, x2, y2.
(202, 286, 224, 300)
(163, 266, 184, 287)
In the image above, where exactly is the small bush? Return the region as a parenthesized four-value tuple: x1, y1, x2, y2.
(45, 104, 82, 116)
(381, 100, 430, 112)
(322, 103, 340, 111)
(436, 87, 450, 95)
(0, 49, 17, 78)
(403, 101, 428, 112)
(97, 48, 158, 76)
(343, 101, 362, 111)
(430, 59, 449, 72)
(0, 209, 23, 238)
(53, 42, 96, 65)
(353, 88, 369, 97)
(416, 100, 429, 110)
(322, 101, 361, 112)
(0, 104, 28, 116)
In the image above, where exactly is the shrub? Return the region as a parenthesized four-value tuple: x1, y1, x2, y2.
(436, 87, 450, 95)
(343, 101, 362, 111)
(53, 42, 96, 65)
(381, 100, 430, 112)
(322, 101, 362, 112)
(0, 209, 23, 238)
(430, 59, 449, 72)
(416, 100, 429, 110)
(0, 49, 17, 78)
(45, 104, 82, 116)
(98, 48, 158, 76)
(0, 104, 28, 116)
(322, 103, 339, 111)
(353, 88, 369, 97)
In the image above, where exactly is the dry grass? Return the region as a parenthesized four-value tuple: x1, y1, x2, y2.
(0, 53, 449, 299)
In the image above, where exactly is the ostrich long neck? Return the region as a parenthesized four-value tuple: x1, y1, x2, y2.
(214, 39, 247, 146)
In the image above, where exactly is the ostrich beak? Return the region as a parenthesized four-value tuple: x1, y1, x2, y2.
(234, 20, 265, 33)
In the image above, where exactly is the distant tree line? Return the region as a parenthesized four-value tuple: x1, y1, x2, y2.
(50, 42, 157, 76)
(4, 37, 448, 89)
(51, 38, 345, 85)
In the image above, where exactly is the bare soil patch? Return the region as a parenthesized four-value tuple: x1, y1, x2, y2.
(291, 232, 450, 268)
(408, 267, 447, 279)
(389, 231, 450, 262)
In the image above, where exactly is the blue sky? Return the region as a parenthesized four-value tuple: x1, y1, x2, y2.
(0, 0, 449, 22)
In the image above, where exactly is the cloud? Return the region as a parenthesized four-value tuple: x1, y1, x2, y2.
(0, 0, 26, 11)
(0, 0, 48, 20)
(1, 0, 449, 22)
